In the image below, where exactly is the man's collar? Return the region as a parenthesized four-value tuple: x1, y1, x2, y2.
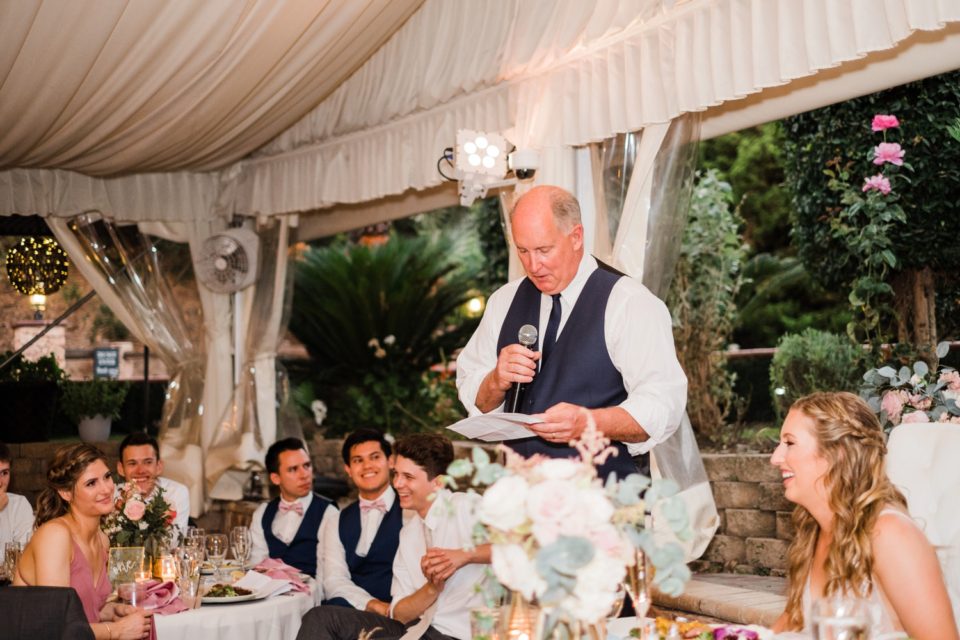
(280, 493, 313, 508)
(359, 485, 395, 510)
(421, 488, 451, 530)
(549, 253, 596, 306)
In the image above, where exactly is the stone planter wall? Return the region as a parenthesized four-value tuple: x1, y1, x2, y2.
(4, 440, 121, 507)
(699, 453, 793, 576)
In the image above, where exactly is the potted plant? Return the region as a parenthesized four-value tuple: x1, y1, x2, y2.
(60, 378, 130, 442)
(0, 351, 66, 442)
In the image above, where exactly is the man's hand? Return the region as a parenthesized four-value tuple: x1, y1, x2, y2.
(476, 344, 540, 412)
(421, 547, 471, 583)
(528, 403, 590, 444)
(364, 598, 390, 617)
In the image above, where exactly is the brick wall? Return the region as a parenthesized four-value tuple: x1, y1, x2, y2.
(699, 453, 793, 575)
(5, 440, 121, 506)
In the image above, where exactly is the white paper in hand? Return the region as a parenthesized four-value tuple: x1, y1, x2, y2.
(235, 570, 293, 599)
(447, 413, 542, 442)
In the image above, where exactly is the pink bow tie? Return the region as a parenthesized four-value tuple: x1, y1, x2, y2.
(360, 499, 387, 514)
(279, 501, 304, 516)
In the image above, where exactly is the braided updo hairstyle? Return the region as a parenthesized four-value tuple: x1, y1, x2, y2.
(35, 443, 109, 528)
(781, 392, 907, 630)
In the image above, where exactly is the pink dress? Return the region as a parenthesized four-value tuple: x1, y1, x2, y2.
(70, 537, 112, 623)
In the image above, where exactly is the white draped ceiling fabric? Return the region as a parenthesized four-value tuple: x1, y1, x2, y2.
(1, 0, 959, 511)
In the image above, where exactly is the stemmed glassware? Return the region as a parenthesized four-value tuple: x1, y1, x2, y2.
(623, 548, 652, 620)
(230, 526, 252, 572)
(205, 533, 229, 582)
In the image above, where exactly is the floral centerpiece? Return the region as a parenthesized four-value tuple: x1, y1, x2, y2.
(861, 341, 960, 429)
(447, 415, 692, 636)
(103, 483, 177, 565)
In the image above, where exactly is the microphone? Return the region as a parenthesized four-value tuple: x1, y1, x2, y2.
(509, 324, 538, 413)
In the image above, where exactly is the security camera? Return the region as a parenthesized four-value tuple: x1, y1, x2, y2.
(508, 148, 539, 181)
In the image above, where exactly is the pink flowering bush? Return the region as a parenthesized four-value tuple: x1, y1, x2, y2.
(862, 341, 960, 429)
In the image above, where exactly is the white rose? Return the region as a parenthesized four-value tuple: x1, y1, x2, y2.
(568, 554, 626, 622)
(479, 475, 529, 532)
(527, 480, 582, 545)
(536, 458, 582, 481)
(492, 544, 545, 600)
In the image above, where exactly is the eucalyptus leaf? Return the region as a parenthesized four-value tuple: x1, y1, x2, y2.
(937, 341, 951, 359)
(914, 361, 929, 377)
(446, 458, 474, 479)
(471, 447, 491, 468)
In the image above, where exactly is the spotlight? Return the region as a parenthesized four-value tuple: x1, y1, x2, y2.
(455, 130, 507, 178)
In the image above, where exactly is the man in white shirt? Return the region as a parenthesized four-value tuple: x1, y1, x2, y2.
(115, 433, 190, 534)
(0, 442, 33, 548)
(298, 433, 490, 640)
(322, 429, 403, 616)
(249, 438, 336, 580)
(456, 185, 687, 479)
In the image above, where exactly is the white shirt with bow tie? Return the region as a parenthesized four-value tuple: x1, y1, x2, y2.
(249, 492, 338, 593)
(321, 486, 408, 608)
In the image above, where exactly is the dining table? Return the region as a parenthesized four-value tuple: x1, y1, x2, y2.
(154, 583, 316, 640)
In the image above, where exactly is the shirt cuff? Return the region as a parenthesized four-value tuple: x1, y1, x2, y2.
(619, 398, 680, 455)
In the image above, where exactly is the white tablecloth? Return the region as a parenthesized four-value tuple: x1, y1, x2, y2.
(155, 591, 314, 640)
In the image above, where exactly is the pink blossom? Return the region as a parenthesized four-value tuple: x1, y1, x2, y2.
(901, 410, 930, 424)
(908, 393, 933, 411)
(880, 390, 905, 423)
(862, 174, 892, 195)
(873, 142, 905, 166)
(939, 369, 960, 392)
(947, 415, 960, 425)
(123, 498, 146, 521)
(871, 114, 900, 132)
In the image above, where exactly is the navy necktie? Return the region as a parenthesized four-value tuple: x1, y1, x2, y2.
(541, 294, 562, 363)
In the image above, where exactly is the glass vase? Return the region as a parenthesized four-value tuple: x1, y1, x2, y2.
(500, 591, 539, 640)
(623, 548, 652, 619)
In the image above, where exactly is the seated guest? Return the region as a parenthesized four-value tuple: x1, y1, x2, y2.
(771, 392, 958, 640)
(249, 438, 336, 580)
(322, 429, 402, 615)
(298, 433, 490, 640)
(14, 443, 152, 640)
(115, 433, 190, 535)
(0, 441, 34, 547)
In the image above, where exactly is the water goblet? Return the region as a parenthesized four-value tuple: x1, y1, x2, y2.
(623, 548, 652, 620)
(230, 526, 252, 572)
(5, 542, 22, 580)
(205, 533, 228, 582)
(811, 596, 872, 640)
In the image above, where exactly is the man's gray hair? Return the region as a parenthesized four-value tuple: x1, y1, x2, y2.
(547, 188, 582, 231)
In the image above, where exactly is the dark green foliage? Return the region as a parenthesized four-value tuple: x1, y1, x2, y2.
(59, 378, 130, 422)
(0, 351, 65, 383)
(768, 329, 865, 419)
(90, 303, 131, 342)
(782, 71, 960, 339)
(289, 233, 479, 436)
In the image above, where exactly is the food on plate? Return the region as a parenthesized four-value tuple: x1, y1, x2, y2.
(205, 583, 252, 598)
(630, 617, 716, 639)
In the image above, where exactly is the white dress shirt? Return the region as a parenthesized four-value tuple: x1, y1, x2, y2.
(322, 486, 405, 608)
(389, 490, 486, 640)
(0, 493, 34, 547)
(116, 476, 190, 534)
(456, 254, 687, 454)
(249, 493, 338, 589)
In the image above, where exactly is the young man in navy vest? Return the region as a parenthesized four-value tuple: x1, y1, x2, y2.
(249, 438, 336, 579)
(298, 433, 490, 640)
(321, 429, 402, 616)
(456, 185, 688, 479)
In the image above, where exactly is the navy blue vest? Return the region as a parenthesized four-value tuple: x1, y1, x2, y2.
(334, 497, 403, 604)
(496, 262, 642, 480)
(262, 493, 333, 577)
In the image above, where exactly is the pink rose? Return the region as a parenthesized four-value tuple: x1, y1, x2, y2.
(871, 114, 900, 132)
(907, 393, 932, 411)
(862, 174, 891, 195)
(873, 142, 905, 166)
(880, 390, 905, 424)
(123, 498, 146, 521)
(939, 369, 960, 391)
(901, 411, 930, 424)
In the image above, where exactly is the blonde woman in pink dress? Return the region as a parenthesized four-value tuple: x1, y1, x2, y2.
(15, 443, 152, 640)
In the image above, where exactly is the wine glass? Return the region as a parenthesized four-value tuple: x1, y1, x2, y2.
(205, 533, 229, 582)
(811, 597, 873, 640)
(623, 548, 652, 620)
(230, 526, 252, 572)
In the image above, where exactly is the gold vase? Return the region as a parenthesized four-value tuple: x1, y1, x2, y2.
(500, 591, 539, 639)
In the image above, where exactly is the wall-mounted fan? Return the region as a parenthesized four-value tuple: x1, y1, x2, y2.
(194, 228, 260, 293)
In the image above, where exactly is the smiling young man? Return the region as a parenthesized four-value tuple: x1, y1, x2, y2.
(249, 438, 336, 579)
(298, 433, 490, 640)
(0, 441, 34, 547)
(115, 433, 190, 534)
(321, 429, 402, 615)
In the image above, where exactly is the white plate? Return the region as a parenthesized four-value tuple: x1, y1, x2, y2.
(201, 591, 263, 604)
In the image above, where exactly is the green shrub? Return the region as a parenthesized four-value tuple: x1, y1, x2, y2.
(0, 351, 65, 383)
(59, 379, 129, 423)
(769, 329, 864, 418)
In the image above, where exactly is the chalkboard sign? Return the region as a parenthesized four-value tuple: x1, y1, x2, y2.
(93, 347, 120, 379)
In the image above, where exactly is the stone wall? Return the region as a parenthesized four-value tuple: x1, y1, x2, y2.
(699, 453, 793, 576)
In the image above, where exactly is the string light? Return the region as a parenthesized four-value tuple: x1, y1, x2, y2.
(5, 237, 70, 295)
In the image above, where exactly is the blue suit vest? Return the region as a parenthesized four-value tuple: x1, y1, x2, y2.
(262, 493, 333, 577)
(333, 498, 403, 604)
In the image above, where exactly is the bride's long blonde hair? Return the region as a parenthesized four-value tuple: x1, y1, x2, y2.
(781, 392, 906, 630)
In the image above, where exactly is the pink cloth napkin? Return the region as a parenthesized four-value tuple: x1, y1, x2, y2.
(253, 558, 311, 594)
(141, 579, 189, 615)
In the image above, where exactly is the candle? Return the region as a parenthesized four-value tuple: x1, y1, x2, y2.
(158, 555, 178, 581)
